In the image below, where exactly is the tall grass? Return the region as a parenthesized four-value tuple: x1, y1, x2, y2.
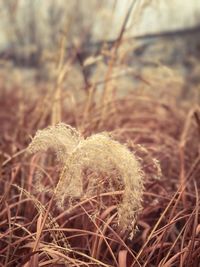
(0, 86, 199, 266)
(0, 1, 200, 266)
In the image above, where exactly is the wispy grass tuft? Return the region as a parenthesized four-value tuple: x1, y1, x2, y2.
(28, 124, 144, 233)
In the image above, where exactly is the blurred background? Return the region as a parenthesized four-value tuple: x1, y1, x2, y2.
(0, 0, 200, 101)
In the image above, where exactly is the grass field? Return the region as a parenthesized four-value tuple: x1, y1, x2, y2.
(0, 1, 200, 265)
(0, 81, 200, 266)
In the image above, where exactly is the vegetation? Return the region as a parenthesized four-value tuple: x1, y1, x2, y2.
(0, 1, 200, 266)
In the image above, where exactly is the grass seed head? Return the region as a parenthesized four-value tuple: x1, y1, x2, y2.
(29, 123, 144, 232)
(27, 123, 82, 163)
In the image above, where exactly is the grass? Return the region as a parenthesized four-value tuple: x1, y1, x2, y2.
(0, 2, 200, 265)
(0, 85, 200, 266)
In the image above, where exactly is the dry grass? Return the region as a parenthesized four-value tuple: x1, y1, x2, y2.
(0, 85, 200, 266)
(0, 2, 200, 265)
(28, 123, 145, 234)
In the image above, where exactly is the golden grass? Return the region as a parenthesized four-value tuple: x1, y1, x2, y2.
(28, 123, 144, 234)
(0, 86, 199, 266)
(0, 3, 200, 264)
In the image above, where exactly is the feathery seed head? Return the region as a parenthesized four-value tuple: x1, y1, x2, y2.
(28, 123, 144, 232)
(28, 123, 82, 163)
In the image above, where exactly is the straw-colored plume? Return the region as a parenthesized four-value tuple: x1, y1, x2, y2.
(28, 123, 82, 163)
(28, 123, 144, 232)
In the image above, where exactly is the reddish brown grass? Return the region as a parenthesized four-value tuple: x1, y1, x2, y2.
(0, 87, 200, 267)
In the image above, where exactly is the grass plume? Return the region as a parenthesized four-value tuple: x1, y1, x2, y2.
(28, 123, 144, 233)
(28, 123, 82, 163)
